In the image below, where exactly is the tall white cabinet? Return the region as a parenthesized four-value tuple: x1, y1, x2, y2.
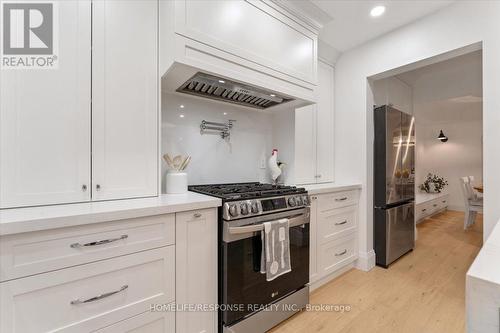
(0, 1, 92, 208)
(0, 0, 158, 208)
(91, 0, 158, 200)
(294, 60, 334, 184)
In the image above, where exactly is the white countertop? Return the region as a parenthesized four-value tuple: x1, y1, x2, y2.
(468, 220, 500, 285)
(466, 219, 500, 332)
(415, 191, 449, 204)
(0, 192, 221, 236)
(299, 183, 362, 195)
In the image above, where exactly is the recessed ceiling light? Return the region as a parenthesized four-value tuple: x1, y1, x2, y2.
(218, 80, 225, 84)
(180, 104, 185, 108)
(179, 114, 185, 118)
(270, 94, 276, 97)
(370, 5, 385, 17)
(223, 112, 227, 115)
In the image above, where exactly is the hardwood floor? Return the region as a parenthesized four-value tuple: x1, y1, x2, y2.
(271, 210, 483, 333)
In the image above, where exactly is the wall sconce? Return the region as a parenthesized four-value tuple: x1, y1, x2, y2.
(438, 130, 448, 142)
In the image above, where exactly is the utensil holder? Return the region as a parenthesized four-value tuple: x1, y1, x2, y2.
(166, 171, 188, 194)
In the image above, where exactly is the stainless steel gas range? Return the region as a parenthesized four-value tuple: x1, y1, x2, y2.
(189, 183, 310, 333)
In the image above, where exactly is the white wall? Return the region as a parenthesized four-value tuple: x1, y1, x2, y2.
(334, 1, 500, 271)
(161, 92, 296, 188)
(416, 115, 482, 211)
(161, 92, 274, 188)
(372, 77, 412, 114)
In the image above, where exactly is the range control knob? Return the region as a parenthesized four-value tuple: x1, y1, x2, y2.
(240, 203, 249, 215)
(251, 201, 259, 214)
(296, 196, 303, 206)
(302, 196, 309, 205)
(228, 204, 238, 217)
(288, 197, 297, 207)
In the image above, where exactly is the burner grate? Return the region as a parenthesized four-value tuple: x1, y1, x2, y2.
(188, 182, 306, 200)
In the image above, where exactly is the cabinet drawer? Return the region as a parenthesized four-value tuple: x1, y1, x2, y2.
(435, 196, 449, 210)
(0, 247, 175, 333)
(318, 206, 356, 243)
(0, 214, 174, 282)
(319, 234, 356, 276)
(318, 190, 359, 211)
(95, 309, 174, 333)
(416, 203, 431, 221)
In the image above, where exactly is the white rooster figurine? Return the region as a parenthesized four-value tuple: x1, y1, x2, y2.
(268, 149, 282, 184)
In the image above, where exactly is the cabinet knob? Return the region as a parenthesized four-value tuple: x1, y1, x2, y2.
(96, 184, 101, 191)
(81, 184, 87, 192)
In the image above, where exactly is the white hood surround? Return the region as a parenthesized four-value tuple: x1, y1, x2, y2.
(160, 0, 332, 111)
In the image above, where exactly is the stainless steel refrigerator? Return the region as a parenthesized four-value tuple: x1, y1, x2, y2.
(374, 105, 415, 267)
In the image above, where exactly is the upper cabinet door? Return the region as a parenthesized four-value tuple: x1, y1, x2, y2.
(92, 0, 158, 201)
(0, 1, 91, 208)
(315, 61, 335, 183)
(294, 105, 317, 185)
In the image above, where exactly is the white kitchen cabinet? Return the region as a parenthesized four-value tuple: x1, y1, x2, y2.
(0, 0, 159, 208)
(160, 0, 318, 105)
(295, 60, 334, 184)
(0, 214, 175, 282)
(309, 188, 359, 288)
(176, 208, 218, 333)
(0, 1, 92, 208)
(415, 192, 449, 222)
(174, 0, 317, 85)
(92, 0, 158, 200)
(315, 61, 335, 182)
(94, 310, 175, 333)
(295, 105, 317, 184)
(0, 247, 175, 333)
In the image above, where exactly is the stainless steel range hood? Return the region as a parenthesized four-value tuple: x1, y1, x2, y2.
(161, 62, 313, 111)
(177, 72, 292, 109)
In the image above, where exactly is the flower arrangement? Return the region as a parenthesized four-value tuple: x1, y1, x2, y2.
(419, 173, 448, 193)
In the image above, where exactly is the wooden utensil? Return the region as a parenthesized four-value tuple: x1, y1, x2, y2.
(180, 156, 191, 171)
(172, 155, 183, 170)
(163, 154, 174, 169)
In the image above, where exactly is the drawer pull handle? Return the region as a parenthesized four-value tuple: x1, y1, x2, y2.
(335, 197, 348, 202)
(70, 235, 128, 248)
(422, 209, 427, 212)
(335, 249, 347, 256)
(70, 285, 128, 305)
(433, 204, 438, 207)
(442, 200, 446, 203)
(335, 220, 348, 226)
(194, 213, 202, 218)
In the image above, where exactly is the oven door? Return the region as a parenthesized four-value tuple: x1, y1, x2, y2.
(221, 208, 310, 326)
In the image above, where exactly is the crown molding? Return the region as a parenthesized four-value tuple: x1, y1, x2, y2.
(268, 0, 333, 33)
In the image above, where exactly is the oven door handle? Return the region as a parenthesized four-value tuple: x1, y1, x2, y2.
(227, 215, 308, 235)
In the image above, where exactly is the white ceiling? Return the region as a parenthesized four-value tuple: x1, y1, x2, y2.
(312, 0, 455, 52)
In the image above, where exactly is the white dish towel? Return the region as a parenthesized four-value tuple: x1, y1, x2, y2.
(260, 218, 291, 281)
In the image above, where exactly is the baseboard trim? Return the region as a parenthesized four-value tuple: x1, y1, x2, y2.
(448, 205, 465, 212)
(355, 249, 375, 271)
(309, 263, 354, 291)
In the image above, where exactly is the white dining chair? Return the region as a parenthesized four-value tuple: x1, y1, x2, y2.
(459, 176, 483, 229)
(468, 175, 483, 199)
